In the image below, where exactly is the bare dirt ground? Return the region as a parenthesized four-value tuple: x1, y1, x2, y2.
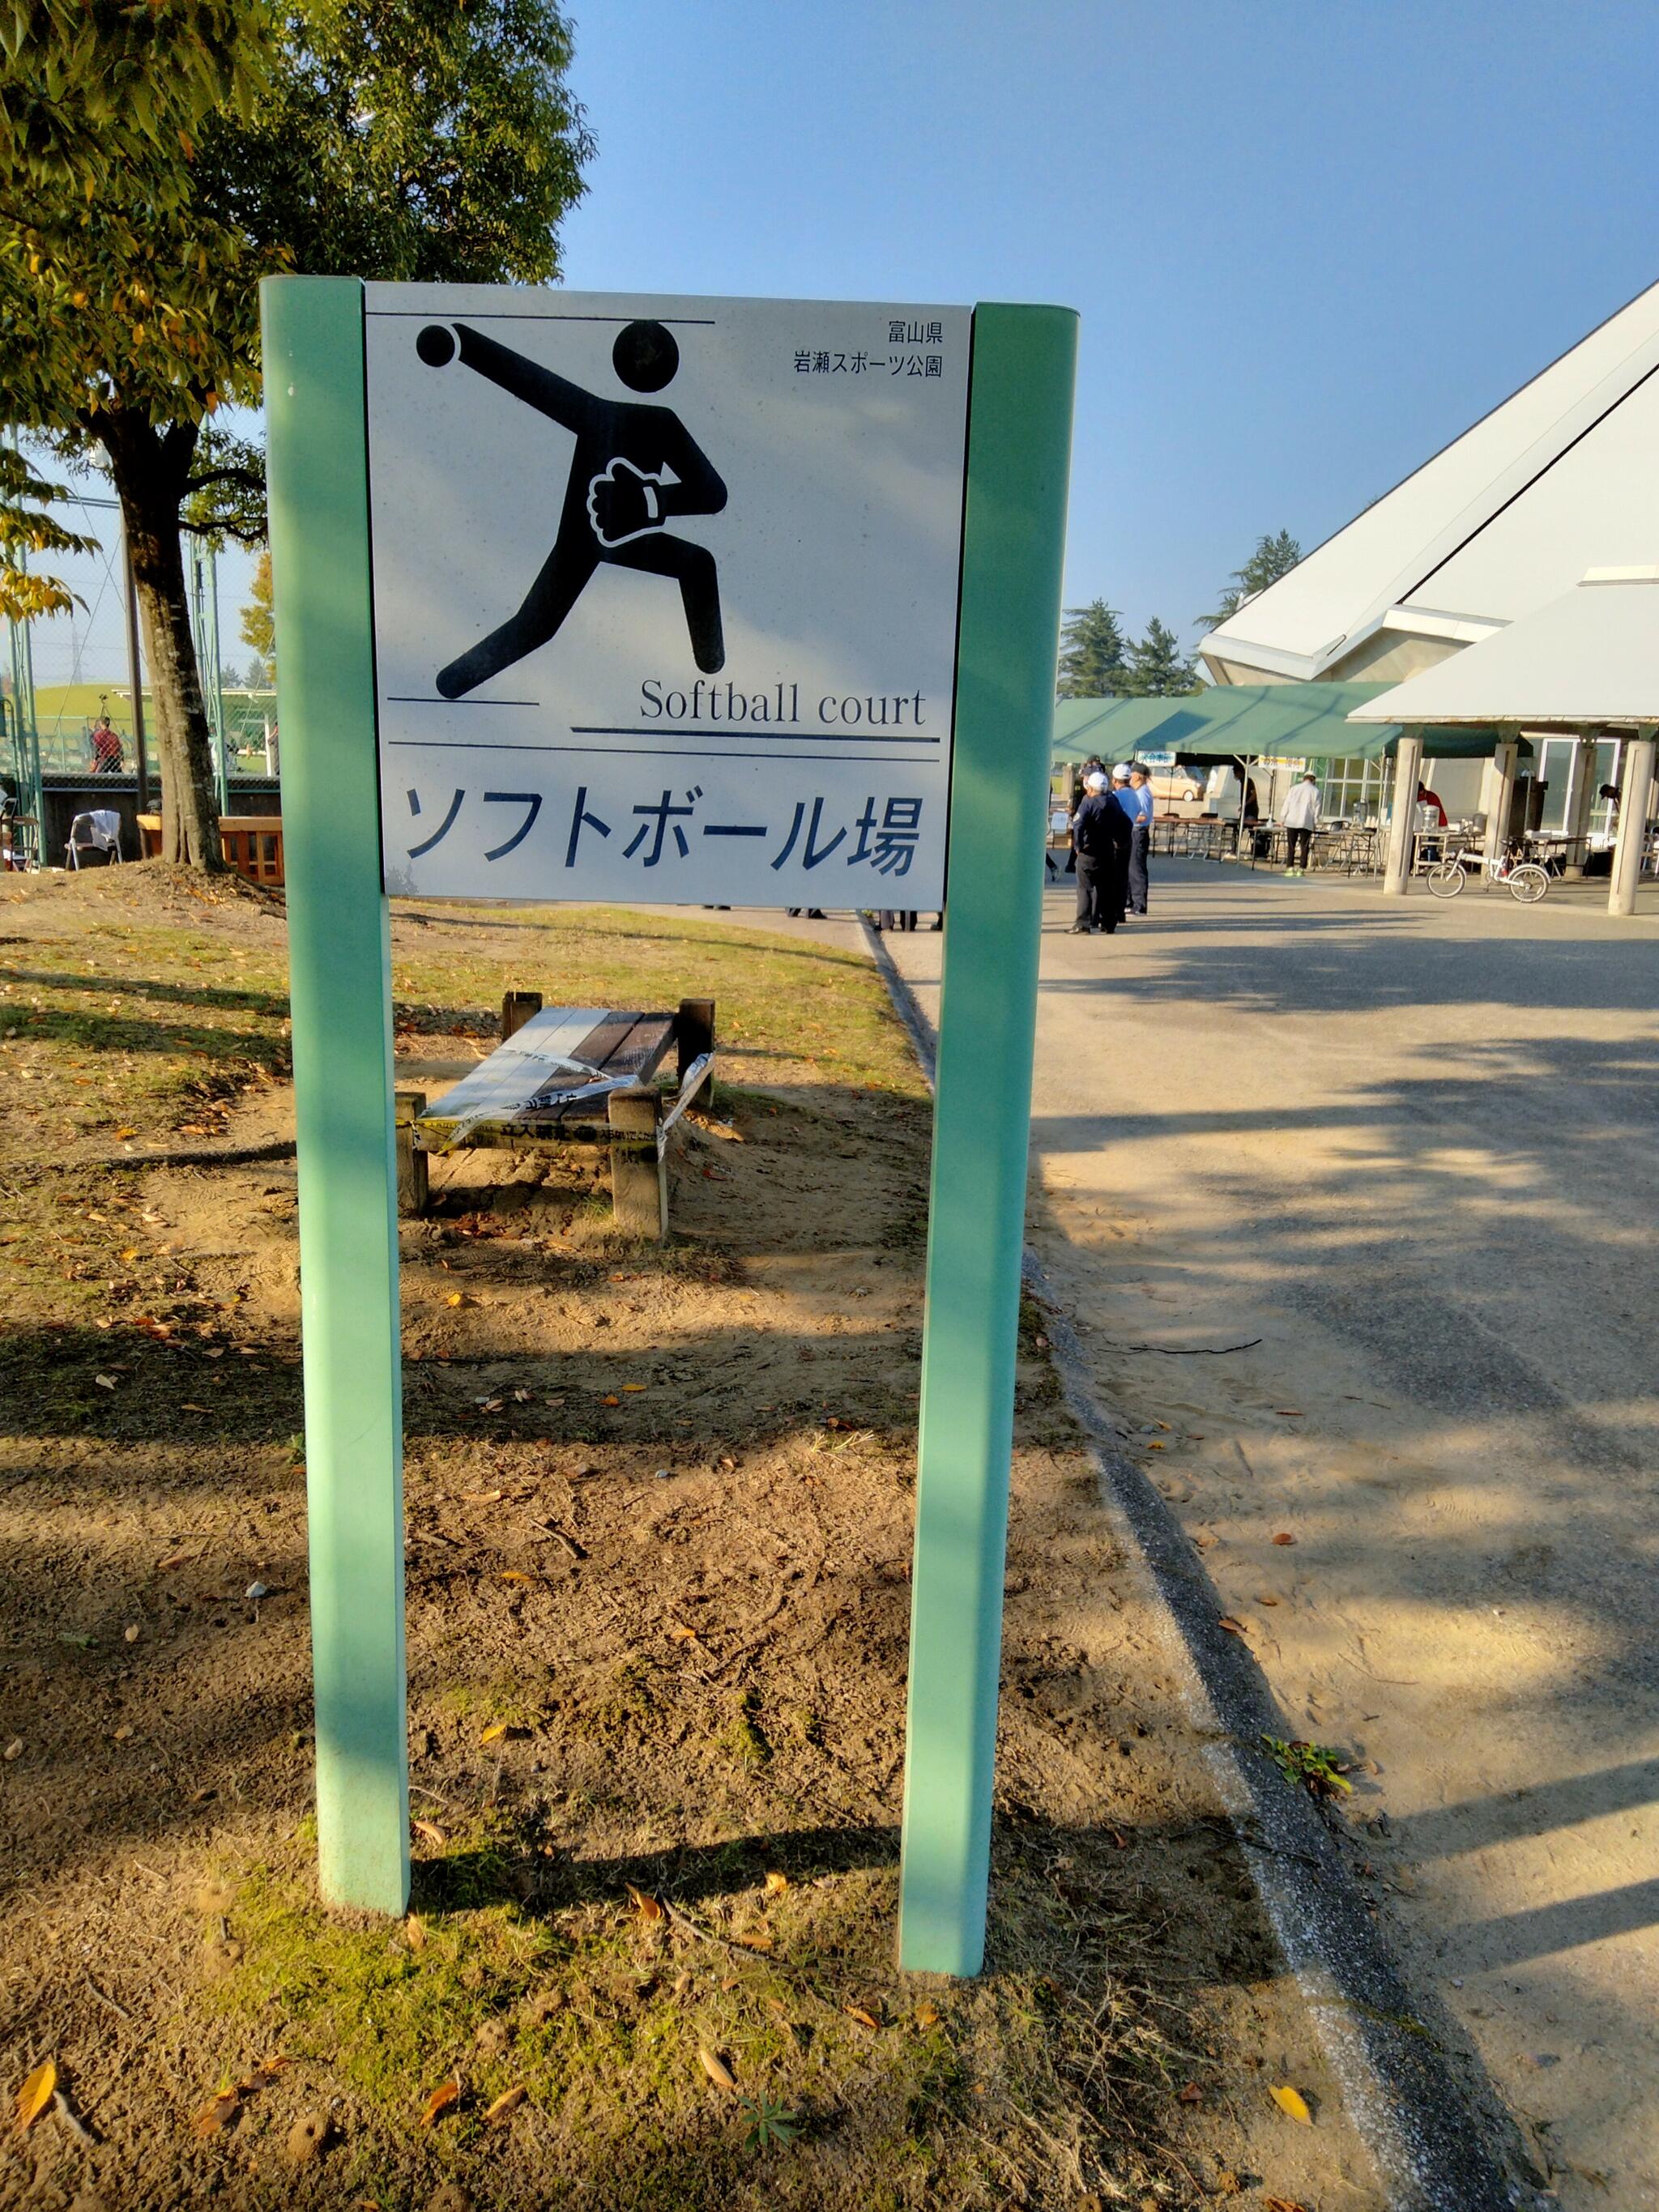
(884, 859, 1659, 2210)
(0, 866, 1375, 2212)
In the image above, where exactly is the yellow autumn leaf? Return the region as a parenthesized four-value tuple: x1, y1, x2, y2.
(404, 1913, 426, 1953)
(15, 2058, 55, 2133)
(843, 2005, 881, 2031)
(913, 2001, 940, 2028)
(480, 1722, 509, 1745)
(484, 2085, 526, 2124)
(697, 2047, 736, 2092)
(1269, 2082, 1313, 2125)
(621, 1383, 647, 1393)
(625, 1882, 663, 1921)
(420, 2078, 460, 2126)
(763, 1870, 789, 1895)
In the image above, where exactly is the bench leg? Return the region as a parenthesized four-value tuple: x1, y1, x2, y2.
(501, 990, 544, 1041)
(677, 995, 716, 1109)
(394, 1089, 429, 1217)
(609, 1085, 667, 1241)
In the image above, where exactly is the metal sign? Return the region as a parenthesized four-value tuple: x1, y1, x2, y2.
(264, 277, 1075, 1980)
(364, 289, 970, 908)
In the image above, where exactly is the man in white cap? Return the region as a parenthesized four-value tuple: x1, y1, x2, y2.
(1068, 770, 1128, 933)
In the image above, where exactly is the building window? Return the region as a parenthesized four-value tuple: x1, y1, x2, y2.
(1318, 756, 1387, 822)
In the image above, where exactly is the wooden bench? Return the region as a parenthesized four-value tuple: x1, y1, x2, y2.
(395, 995, 715, 1240)
(136, 812, 286, 885)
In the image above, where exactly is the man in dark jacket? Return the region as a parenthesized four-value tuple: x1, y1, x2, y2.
(1068, 771, 1128, 933)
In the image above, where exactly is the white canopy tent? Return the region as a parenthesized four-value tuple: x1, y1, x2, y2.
(1348, 568, 1659, 913)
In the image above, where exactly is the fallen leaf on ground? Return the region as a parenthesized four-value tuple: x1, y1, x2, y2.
(698, 2048, 736, 2092)
(1269, 2083, 1313, 2125)
(1265, 2199, 1311, 2211)
(484, 2086, 526, 2125)
(498, 1571, 534, 1585)
(94, 1374, 117, 1391)
(1177, 2082, 1202, 2104)
(625, 1883, 663, 1922)
(462, 1489, 504, 1504)
(15, 2059, 56, 2133)
(479, 1722, 511, 1745)
(445, 1293, 473, 1308)
(913, 2001, 940, 2029)
(191, 2088, 241, 2137)
(1272, 1532, 1296, 1545)
(763, 1870, 789, 1895)
(1274, 1409, 1305, 1417)
(412, 1818, 446, 1847)
(1218, 1617, 1247, 1636)
(843, 2005, 881, 2031)
(405, 1914, 426, 1953)
(621, 1383, 647, 1393)
(420, 2078, 460, 2126)
(601, 1395, 621, 1407)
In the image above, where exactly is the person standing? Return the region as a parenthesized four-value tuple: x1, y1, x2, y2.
(1280, 771, 1321, 872)
(1068, 771, 1124, 934)
(87, 714, 124, 774)
(1119, 761, 1155, 914)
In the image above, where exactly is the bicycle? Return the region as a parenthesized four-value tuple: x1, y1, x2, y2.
(1424, 840, 1550, 903)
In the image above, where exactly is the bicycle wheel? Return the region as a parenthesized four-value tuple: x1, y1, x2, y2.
(1508, 863, 1549, 904)
(1425, 858, 1465, 898)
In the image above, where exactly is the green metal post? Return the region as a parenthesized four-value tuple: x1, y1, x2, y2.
(898, 303, 1077, 1975)
(262, 275, 409, 1915)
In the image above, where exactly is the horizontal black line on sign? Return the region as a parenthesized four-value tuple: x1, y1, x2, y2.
(383, 740, 939, 764)
(570, 726, 941, 744)
(386, 696, 539, 707)
(367, 311, 719, 326)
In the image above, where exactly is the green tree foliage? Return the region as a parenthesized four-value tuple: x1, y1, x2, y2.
(0, 0, 592, 864)
(1056, 599, 1131, 698)
(0, 444, 97, 621)
(241, 547, 275, 674)
(1, 1, 264, 202)
(1121, 616, 1199, 697)
(1200, 528, 1303, 632)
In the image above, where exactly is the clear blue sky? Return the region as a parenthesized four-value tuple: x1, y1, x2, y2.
(33, 0, 1659, 688)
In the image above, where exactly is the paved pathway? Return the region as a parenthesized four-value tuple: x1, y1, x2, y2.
(881, 859, 1659, 2210)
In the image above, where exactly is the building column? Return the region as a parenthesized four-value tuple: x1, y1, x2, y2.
(1608, 729, 1657, 917)
(1563, 733, 1597, 876)
(1484, 739, 1519, 863)
(1382, 730, 1423, 897)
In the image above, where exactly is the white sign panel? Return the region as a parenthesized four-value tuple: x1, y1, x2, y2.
(363, 288, 970, 907)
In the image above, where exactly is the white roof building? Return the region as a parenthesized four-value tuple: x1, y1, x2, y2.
(1200, 278, 1659, 689)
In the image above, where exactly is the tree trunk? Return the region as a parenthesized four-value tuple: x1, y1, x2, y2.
(98, 413, 227, 871)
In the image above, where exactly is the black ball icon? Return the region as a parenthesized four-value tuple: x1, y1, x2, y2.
(416, 323, 456, 368)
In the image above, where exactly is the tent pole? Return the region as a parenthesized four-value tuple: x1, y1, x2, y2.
(1485, 739, 1518, 867)
(1382, 730, 1423, 896)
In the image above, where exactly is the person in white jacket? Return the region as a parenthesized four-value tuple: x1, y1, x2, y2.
(1279, 773, 1321, 873)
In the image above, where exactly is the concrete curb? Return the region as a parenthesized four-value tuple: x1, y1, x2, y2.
(860, 916, 1548, 2212)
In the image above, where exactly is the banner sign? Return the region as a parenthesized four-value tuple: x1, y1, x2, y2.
(363, 288, 970, 907)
